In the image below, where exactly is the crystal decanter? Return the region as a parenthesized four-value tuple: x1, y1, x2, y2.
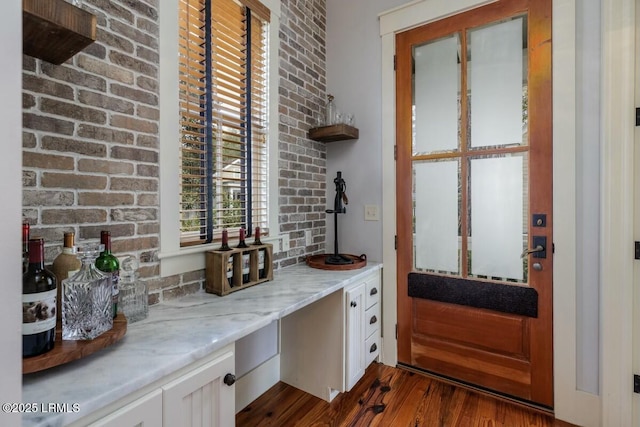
(62, 243, 113, 340)
(118, 256, 148, 323)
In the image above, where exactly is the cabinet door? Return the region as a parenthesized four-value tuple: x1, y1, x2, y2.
(163, 349, 235, 427)
(345, 283, 366, 391)
(88, 389, 162, 427)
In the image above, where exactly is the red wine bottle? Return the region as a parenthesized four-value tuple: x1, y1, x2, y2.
(219, 229, 232, 251)
(220, 229, 235, 287)
(237, 228, 250, 283)
(22, 222, 29, 274)
(253, 227, 267, 279)
(23, 237, 57, 358)
(95, 231, 120, 318)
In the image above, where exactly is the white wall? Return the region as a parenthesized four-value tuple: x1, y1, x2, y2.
(0, 0, 23, 425)
(325, 0, 407, 263)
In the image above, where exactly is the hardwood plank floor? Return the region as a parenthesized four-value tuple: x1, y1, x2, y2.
(236, 363, 577, 427)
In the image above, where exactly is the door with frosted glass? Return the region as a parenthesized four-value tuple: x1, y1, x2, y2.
(395, 0, 553, 407)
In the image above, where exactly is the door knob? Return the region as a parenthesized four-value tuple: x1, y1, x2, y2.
(521, 245, 544, 258)
(223, 373, 236, 386)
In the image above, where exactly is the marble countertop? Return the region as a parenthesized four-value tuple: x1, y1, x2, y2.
(22, 262, 382, 427)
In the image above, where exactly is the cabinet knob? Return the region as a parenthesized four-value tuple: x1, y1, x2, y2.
(370, 287, 378, 296)
(369, 343, 377, 353)
(223, 373, 236, 386)
(369, 315, 377, 325)
(350, 301, 357, 307)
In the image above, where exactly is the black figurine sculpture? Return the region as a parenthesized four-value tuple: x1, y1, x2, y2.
(325, 171, 354, 265)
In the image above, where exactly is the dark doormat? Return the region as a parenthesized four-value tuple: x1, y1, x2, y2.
(408, 273, 538, 317)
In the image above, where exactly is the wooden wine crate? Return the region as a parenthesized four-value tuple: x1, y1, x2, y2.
(205, 244, 273, 296)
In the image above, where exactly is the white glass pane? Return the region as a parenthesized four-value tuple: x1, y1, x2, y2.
(470, 18, 524, 147)
(414, 161, 459, 273)
(413, 35, 459, 154)
(470, 156, 523, 280)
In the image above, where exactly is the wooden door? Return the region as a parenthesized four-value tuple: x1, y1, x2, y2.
(396, 0, 553, 408)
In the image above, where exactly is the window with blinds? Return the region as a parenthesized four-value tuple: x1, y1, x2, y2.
(178, 0, 270, 247)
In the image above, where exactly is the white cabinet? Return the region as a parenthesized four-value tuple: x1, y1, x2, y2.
(75, 345, 236, 427)
(345, 272, 381, 390)
(364, 276, 381, 365)
(345, 283, 366, 391)
(280, 269, 382, 401)
(88, 389, 162, 427)
(163, 348, 235, 427)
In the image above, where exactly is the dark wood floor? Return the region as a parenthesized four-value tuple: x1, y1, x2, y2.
(236, 362, 577, 427)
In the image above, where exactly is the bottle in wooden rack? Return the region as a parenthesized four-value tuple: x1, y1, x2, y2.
(219, 229, 235, 287)
(23, 237, 57, 358)
(237, 228, 250, 283)
(52, 232, 81, 328)
(95, 231, 120, 318)
(253, 227, 266, 279)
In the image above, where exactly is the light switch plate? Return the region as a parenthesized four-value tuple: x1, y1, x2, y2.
(364, 205, 379, 221)
(281, 234, 290, 252)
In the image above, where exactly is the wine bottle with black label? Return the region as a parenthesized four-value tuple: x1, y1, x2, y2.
(219, 229, 235, 287)
(253, 227, 267, 279)
(23, 237, 57, 358)
(237, 228, 250, 283)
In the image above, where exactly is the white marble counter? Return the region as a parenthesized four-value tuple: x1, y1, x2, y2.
(22, 262, 382, 427)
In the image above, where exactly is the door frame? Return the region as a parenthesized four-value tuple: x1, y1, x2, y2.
(380, 0, 634, 425)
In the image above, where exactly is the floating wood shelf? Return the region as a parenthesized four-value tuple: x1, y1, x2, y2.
(308, 124, 359, 142)
(205, 244, 274, 296)
(23, 313, 127, 374)
(23, 0, 97, 65)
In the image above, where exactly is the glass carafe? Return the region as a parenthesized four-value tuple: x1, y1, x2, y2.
(118, 256, 148, 323)
(62, 243, 113, 340)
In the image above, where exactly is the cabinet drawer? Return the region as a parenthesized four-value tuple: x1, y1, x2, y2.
(365, 333, 379, 366)
(365, 279, 380, 309)
(365, 303, 380, 339)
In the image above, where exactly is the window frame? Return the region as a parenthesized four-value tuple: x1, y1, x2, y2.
(159, 0, 280, 277)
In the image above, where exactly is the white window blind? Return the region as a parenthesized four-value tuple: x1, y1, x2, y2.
(178, 0, 269, 247)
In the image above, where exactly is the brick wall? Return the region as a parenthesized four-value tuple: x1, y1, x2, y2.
(276, 0, 327, 267)
(22, 0, 327, 303)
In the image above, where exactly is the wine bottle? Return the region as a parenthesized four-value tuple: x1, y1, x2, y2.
(23, 237, 57, 358)
(22, 222, 29, 274)
(220, 229, 235, 287)
(237, 228, 250, 283)
(52, 232, 81, 327)
(219, 229, 232, 251)
(95, 231, 120, 318)
(253, 227, 266, 279)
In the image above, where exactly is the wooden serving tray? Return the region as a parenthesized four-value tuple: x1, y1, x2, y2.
(306, 254, 367, 270)
(23, 313, 127, 374)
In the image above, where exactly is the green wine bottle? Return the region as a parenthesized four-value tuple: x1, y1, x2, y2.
(95, 231, 120, 318)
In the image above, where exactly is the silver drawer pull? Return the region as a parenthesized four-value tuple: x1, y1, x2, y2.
(369, 315, 377, 325)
